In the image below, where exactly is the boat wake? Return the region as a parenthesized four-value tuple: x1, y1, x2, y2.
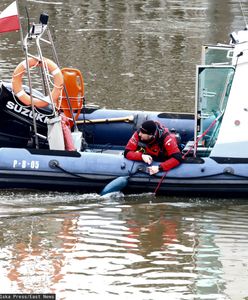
(0, 190, 156, 218)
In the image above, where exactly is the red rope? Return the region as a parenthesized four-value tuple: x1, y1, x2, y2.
(154, 171, 167, 195)
(154, 113, 223, 195)
(182, 113, 223, 159)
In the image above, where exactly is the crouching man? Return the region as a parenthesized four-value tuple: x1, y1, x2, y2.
(124, 120, 183, 175)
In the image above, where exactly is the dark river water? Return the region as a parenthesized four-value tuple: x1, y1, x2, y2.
(1, 0, 248, 299)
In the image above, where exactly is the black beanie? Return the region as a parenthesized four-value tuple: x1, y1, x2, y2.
(140, 120, 157, 135)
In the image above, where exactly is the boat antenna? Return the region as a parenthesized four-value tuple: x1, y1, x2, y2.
(24, 6, 31, 37)
(16, 0, 39, 148)
(239, 0, 248, 29)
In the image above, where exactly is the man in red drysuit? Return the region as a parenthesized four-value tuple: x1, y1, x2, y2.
(124, 120, 183, 175)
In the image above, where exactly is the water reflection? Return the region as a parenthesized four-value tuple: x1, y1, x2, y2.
(2, 213, 78, 293)
(0, 198, 248, 299)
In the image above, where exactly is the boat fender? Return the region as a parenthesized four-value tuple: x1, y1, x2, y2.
(61, 115, 76, 151)
(12, 57, 64, 108)
(100, 165, 147, 196)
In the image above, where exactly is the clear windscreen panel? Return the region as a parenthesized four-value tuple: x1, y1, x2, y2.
(196, 65, 234, 151)
(201, 45, 234, 65)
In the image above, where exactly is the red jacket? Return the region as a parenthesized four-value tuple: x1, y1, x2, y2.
(124, 124, 182, 172)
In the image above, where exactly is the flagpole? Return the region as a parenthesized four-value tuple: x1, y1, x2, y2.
(15, 0, 24, 50)
(15, 0, 39, 149)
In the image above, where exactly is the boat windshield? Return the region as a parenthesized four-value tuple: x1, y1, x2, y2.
(195, 65, 235, 154)
(201, 45, 234, 65)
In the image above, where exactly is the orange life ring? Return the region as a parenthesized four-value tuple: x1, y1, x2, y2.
(12, 57, 64, 108)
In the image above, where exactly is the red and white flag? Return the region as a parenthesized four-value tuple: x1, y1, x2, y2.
(0, 1, 20, 34)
